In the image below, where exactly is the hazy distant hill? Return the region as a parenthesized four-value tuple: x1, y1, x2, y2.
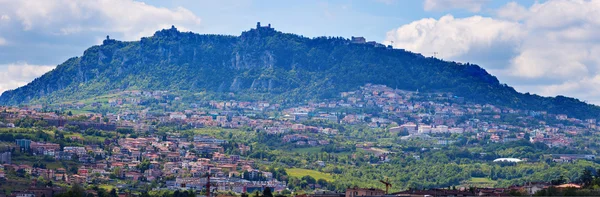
(1, 23, 598, 119)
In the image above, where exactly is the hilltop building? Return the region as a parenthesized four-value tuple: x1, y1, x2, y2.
(103, 35, 117, 45)
(256, 22, 273, 30)
(351, 36, 366, 44)
(351, 36, 385, 47)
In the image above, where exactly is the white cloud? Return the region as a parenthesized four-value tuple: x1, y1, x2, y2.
(0, 62, 56, 94)
(0, 14, 7, 46)
(496, 2, 528, 21)
(524, 0, 600, 29)
(0, 14, 9, 22)
(0, 14, 9, 45)
(386, 0, 600, 104)
(384, 15, 523, 59)
(373, 0, 398, 5)
(423, 0, 489, 12)
(0, 0, 202, 40)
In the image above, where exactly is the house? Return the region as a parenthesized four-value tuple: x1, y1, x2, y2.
(125, 172, 142, 180)
(170, 112, 187, 120)
(399, 123, 417, 133)
(219, 164, 236, 172)
(418, 125, 432, 133)
(246, 169, 261, 180)
(522, 182, 550, 195)
(389, 126, 402, 133)
(64, 146, 87, 156)
(316, 161, 325, 167)
(30, 142, 60, 155)
(345, 187, 385, 197)
(292, 124, 306, 131)
(194, 136, 226, 144)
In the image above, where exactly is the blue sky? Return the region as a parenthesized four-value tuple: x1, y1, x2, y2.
(2, 0, 600, 104)
(140, 0, 524, 42)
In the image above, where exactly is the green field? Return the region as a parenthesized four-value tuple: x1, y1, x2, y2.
(461, 177, 498, 188)
(62, 93, 120, 105)
(469, 177, 497, 183)
(99, 184, 115, 191)
(286, 168, 334, 182)
(69, 109, 94, 115)
(290, 147, 322, 154)
(191, 128, 256, 144)
(46, 162, 65, 169)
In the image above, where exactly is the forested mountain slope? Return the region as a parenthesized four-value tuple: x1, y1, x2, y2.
(1, 25, 598, 119)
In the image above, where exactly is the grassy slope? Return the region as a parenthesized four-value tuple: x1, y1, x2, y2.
(286, 168, 334, 182)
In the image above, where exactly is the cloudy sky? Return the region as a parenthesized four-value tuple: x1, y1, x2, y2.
(1, 0, 599, 104)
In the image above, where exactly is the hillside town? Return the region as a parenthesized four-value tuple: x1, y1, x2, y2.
(1, 84, 596, 149)
(1, 84, 600, 196)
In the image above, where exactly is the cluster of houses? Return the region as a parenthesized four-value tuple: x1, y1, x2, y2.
(2, 83, 592, 150)
(282, 134, 330, 146)
(3, 134, 286, 194)
(15, 139, 98, 162)
(333, 84, 595, 147)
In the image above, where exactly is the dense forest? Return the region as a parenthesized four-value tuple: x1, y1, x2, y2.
(1, 25, 599, 119)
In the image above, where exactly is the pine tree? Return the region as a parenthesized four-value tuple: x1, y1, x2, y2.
(581, 169, 594, 187)
(263, 187, 273, 197)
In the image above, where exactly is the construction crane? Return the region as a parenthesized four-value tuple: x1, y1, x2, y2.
(205, 171, 218, 197)
(379, 178, 392, 194)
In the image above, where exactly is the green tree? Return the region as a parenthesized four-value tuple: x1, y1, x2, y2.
(581, 169, 594, 187)
(110, 189, 118, 197)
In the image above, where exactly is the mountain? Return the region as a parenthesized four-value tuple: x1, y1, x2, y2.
(1, 23, 599, 119)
